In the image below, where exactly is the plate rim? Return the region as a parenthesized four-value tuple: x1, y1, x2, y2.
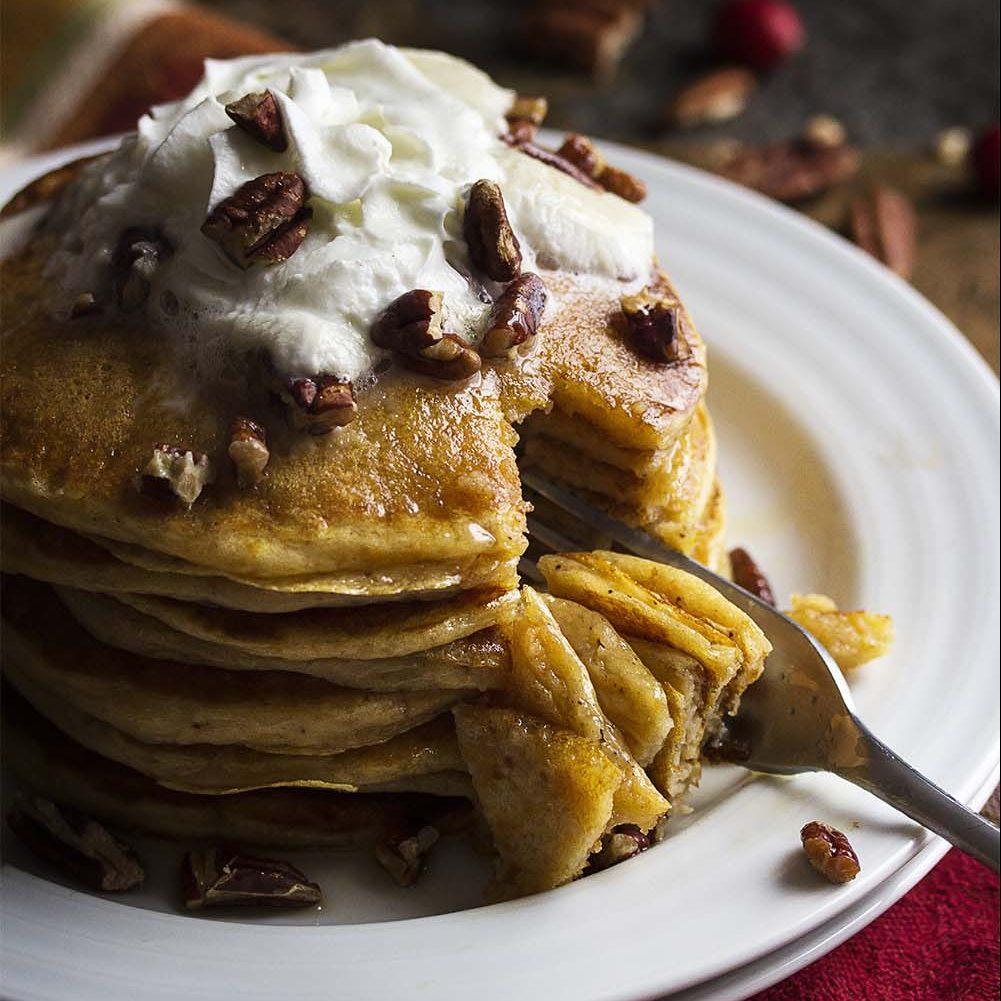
(1, 135, 998, 1001)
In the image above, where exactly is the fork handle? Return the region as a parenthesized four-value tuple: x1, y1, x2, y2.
(839, 723, 1000, 872)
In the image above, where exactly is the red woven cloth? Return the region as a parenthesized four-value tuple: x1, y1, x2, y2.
(753, 849, 1000, 1001)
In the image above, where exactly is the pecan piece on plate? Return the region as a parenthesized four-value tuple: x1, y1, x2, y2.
(556, 134, 646, 202)
(620, 286, 691, 363)
(112, 227, 173, 312)
(800, 821, 860, 884)
(182, 846, 322, 909)
(504, 95, 549, 144)
(139, 444, 213, 506)
(202, 172, 310, 268)
(7, 796, 144, 892)
(375, 825, 440, 887)
(480, 273, 547, 358)
(519, 1, 643, 80)
(729, 546, 776, 605)
(585, 824, 652, 874)
(228, 417, 270, 486)
(287, 375, 357, 433)
(847, 185, 918, 280)
(225, 90, 287, 152)
(464, 179, 522, 282)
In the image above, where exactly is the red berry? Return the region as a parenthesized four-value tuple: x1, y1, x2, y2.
(970, 124, 999, 201)
(715, 0, 806, 71)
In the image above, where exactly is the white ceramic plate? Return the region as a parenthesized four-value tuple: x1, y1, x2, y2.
(1, 136, 998, 1001)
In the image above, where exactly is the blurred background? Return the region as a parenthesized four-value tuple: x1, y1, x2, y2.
(2, 0, 998, 371)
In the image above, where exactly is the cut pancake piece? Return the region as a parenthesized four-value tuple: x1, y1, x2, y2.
(112, 586, 518, 661)
(4, 688, 471, 849)
(539, 552, 771, 800)
(58, 586, 508, 692)
(504, 588, 669, 832)
(542, 595, 672, 767)
(2, 579, 470, 755)
(7, 668, 467, 796)
(453, 704, 621, 901)
(539, 551, 770, 717)
(1, 505, 515, 611)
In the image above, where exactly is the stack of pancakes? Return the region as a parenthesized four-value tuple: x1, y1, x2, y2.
(2, 155, 752, 894)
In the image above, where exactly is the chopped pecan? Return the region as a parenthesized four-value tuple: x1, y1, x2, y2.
(668, 67, 757, 128)
(585, 824, 652, 874)
(517, 141, 603, 190)
(374, 825, 439, 887)
(202, 172, 310, 268)
(505, 95, 548, 144)
(598, 165, 647, 203)
(464, 180, 522, 282)
(847, 185, 917, 280)
(372, 289, 446, 355)
(228, 418, 269, 487)
(182, 846, 321, 909)
(519, 1, 643, 80)
(800, 821, 860, 884)
(112, 227, 172, 312)
(620, 286, 690, 363)
(287, 375, 357, 433)
(402, 333, 482, 382)
(480, 273, 547, 357)
(717, 138, 859, 203)
(225, 90, 287, 152)
(802, 114, 847, 151)
(729, 547, 776, 605)
(139, 445, 212, 506)
(7, 796, 144, 892)
(70, 292, 101, 318)
(556, 134, 646, 202)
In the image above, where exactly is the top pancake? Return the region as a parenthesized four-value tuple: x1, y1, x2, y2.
(1, 164, 706, 584)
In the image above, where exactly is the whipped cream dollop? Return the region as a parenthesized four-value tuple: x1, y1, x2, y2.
(46, 40, 654, 382)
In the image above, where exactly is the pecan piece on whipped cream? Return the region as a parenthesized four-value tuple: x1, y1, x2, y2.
(504, 95, 549, 145)
(112, 227, 172, 312)
(182, 846, 321, 909)
(7, 796, 144, 892)
(372, 289, 483, 382)
(463, 180, 522, 283)
(620, 287, 691, 364)
(228, 417, 270, 487)
(287, 375, 357, 433)
(225, 90, 287, 152)
(800, 821, 860, 885)
(375, 825, 440, 887)
(556, 134, 647, 203)
(480, 273, 547, 358)
(202, 172, 310, 268)
(139, 444, 213, 506)
(517, 141, 603, 190)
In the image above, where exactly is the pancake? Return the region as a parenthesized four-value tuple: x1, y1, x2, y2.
(2, 578, 469, 755)
(502, 588, 669, 832)
(542, 595, 672, 767)
(8, 667, 467, 796)
(4, 688, 472, 849)
(59, 585, 508, 692)
(110, 586, 517, 661)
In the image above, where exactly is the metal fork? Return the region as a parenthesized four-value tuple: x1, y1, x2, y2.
(521, 470, 1001, 872)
